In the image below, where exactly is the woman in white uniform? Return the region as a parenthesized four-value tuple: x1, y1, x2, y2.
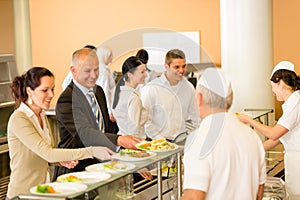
(96, 46, 116, 122)
(239, 61, 300, 198)
(112, 56, 148, 139)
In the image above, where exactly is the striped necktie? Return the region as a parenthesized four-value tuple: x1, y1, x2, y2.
(87, 90, 104, 131)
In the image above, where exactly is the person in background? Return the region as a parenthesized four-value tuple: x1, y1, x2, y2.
(181, 68, 266, 200)
(6, 67, 114, 199)
(112, 56, 153, 181)
(53, 48, 141, 180)
(62, 44, 97, 90)
(238, 61, 300, 199)
(140, 49, 200, 141)
(96, 46, 116, 122)
(112, 56, 148, 139)
(136, 49, 158, 86)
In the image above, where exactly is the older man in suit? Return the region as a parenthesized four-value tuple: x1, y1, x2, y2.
(53, 48, 141, 180)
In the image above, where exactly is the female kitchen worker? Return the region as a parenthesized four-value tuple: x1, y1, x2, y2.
(112, 56, 152, 181)
(6, 67, 114, 199)
(112, 56, 149, 139)
(238, 61, 300, 199)
(96, 46, 116, 122)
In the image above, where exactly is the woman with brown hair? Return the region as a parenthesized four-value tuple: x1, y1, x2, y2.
(6, 67, 114, 199)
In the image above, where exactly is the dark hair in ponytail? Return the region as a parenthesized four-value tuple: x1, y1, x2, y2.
(112, 56, 143, 109)
(136, 49, 149, 64)
(11, 67, 54, 108)
(270, 69, 300, 91)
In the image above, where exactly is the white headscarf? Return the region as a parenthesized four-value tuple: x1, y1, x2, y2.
(198, 68, 232, 98)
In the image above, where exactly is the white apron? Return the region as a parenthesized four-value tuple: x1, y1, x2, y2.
(284, 150, 300, 199)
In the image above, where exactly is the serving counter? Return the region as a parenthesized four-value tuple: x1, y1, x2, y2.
(11, 108, 286, 199)
(241, 108, 285, 178)
(12, 147, 183, 200)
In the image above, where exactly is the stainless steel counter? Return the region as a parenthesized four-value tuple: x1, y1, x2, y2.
(240, 108, 285, 181)
(14, 147, 184, 200)
(10, 108, 285, 199)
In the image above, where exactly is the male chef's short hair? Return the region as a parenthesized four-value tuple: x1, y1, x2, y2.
(165, 49, 185, 65)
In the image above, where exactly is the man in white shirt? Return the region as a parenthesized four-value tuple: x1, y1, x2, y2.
(181, 68, 266, 200)
(140, 49, 199, 140)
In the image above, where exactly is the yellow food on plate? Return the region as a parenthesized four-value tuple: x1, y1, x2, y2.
(136, 139, 176, 151)
(151, 138, 166, 144)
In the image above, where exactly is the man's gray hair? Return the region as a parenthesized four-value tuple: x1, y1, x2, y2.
(196, 84, 233, 110)
(71, 48, 98, 67)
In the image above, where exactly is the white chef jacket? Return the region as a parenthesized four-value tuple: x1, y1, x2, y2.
(183, 112, 266, 200)
(137, 69, 157, 90)
(140, 72, 200, 140)
(96, 64, 116, 115)
(277, 90, 300, 196)
(113, 86, 148, 139)
(62, 71, 72, 90)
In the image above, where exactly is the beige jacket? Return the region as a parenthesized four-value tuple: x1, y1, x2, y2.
(7, 110, 93, 198)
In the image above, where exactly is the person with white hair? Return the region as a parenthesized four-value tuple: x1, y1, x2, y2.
(238, 61, 300, 199)
(62, 45, 97, 90)
(96, 46, 116, 122)
(181, 68, 266, 200)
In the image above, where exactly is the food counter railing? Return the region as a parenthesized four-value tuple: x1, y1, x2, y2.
(242, 108, 285, 178)
(11, 108, 284, 199)
(242, 108, 273, 127)
(13, 147, 183, 200)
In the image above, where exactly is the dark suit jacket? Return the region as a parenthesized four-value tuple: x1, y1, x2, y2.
(53, 81, 119, 180)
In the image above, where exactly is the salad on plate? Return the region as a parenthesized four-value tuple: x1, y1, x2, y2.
(85, 161, 136, 173)
(30, 182, 87, 196)
(111, 148, 156, 162)
(56, 171, 111, 185)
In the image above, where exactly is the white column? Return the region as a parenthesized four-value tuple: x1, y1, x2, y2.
(13, 0, 32, 74)
(220, 0, 274, 113)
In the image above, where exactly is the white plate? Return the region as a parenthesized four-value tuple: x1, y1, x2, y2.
(111, 152, 157, 162)
(86, 161, 136, 174)
(56, 171, 111, 185)
(30, 182, 87, 196)
(136, 143, 179, 153)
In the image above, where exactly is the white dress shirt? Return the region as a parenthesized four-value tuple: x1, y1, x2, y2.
(62, 71, 72, 90)
(113, 86, 148, 139)
(73, 80, 105, 131)
(96, 64, 115, 115)
(140, 72, 200, 140)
